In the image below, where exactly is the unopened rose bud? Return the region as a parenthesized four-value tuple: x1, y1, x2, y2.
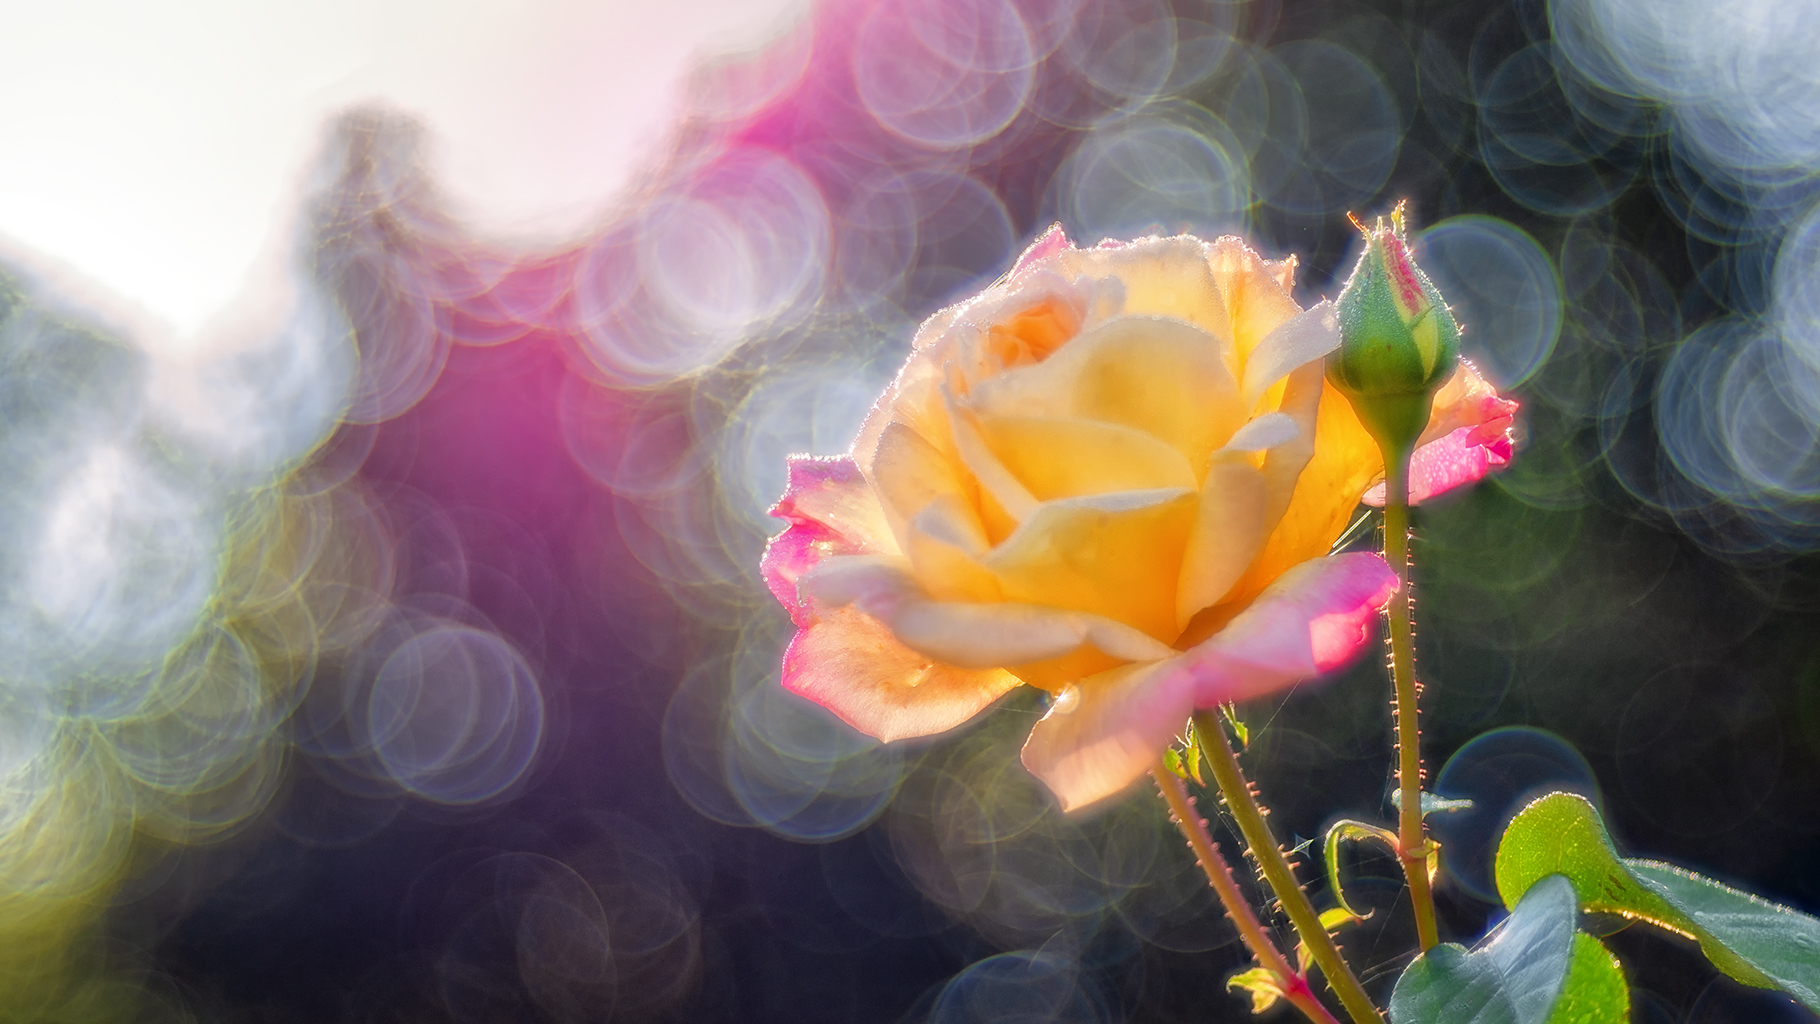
(1326, 201, 1460, 453)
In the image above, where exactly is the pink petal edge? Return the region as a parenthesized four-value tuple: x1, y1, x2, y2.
(1019, 660, 1198, 813)
(762, 455, 880, 627)
(1018, 553, 1396, 813)
(1362, 423, 1513, 507)
(1011, 223, 1074, 275)
(782, 606, 1021, 743)
(1184, 552, 1399, 707)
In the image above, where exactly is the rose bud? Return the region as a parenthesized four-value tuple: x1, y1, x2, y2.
(1327, 201, 1462, 454)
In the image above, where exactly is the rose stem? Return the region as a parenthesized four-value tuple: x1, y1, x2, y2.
(1382, 448, 1440, 952)
(1151, 765, 1346, 1024)
(1191, 712, 1384, 1024)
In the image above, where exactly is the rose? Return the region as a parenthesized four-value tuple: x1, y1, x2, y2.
(763, 226, 1516, 811)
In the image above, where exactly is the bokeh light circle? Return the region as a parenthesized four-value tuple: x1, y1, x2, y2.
(367, 624, 545, 805)
(1418, 216, 1562, 388)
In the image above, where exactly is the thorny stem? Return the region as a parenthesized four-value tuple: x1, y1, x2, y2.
(1383, 449, 1440, 953)
(1191, 713, 1383, 1024)
(1151, 765, 1344, 1024)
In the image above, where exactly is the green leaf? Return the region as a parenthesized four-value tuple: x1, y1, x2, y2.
(1319, 906, 1363, 932)
(1389, 874, 1578, 1024)
(1390, 789, 1476, 817)
(1543, 934, 1629, 1024)
(1495, 792, 1820, 1013)
(1297, 906, 1368, 973)
(1181, 718, 1205, 785)
(1324, 819, 1398, 919)
(1162, 747, 1186, 779)
(1226, 967, 1285, 1014)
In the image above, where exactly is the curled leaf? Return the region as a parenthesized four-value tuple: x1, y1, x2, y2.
(1320, 906, 1364, 932)
(1325, 819, 1399, 919)
(1227, 967, 1287, 1014)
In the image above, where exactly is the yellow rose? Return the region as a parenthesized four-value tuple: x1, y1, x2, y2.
(764, 226, 1515, 811)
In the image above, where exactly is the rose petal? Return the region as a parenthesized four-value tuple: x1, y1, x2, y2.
(1359, 361, 1518, 507)
(869, 418, 986, 547)
(783, 606, 1021, 743)
(1012, 223, 1074, 275)
(1221, 412, 1299, 453)
(801, 554, 1175, 668)
(1260, 360, 1324, 531)
(985, 488, 1197, 643)
(904, 498, 1001, 602)
(1183, 552, 1397, 706)
(770, 455, 897, 548)
(1206, 236, 1305, 368)
(891, 601, 1175, 669)
(797, 554, 918, 621)
(1178, 407, 1314, 630)
(945, 391, 1040, 522)
(977, 414, 1198, 501)
(1019, 659, 1197, 813)
(851, 267, 1102, 491)
(763, 455, 898, 626)
(1360, 424, 1513, 506)
(1239, 300, 1340, 409)
(1177, 456, 1268, 630)
(1208, 378, 1381, 618)
(1421, 359, 1519, 447)
(964, 315, 1243, 475)
(1020, 552, 1394, 812)
(1056, 236, 1234, 351)
(1217, 360, 1516, 614)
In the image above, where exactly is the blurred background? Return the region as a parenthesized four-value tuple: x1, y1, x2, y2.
(2, 0, 1818, 1020)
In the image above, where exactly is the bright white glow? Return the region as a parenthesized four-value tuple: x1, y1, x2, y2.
(0, 0, 805, 343)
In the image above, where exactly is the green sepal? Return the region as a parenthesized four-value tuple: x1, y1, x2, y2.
(1495, 792, 1820, 1013)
